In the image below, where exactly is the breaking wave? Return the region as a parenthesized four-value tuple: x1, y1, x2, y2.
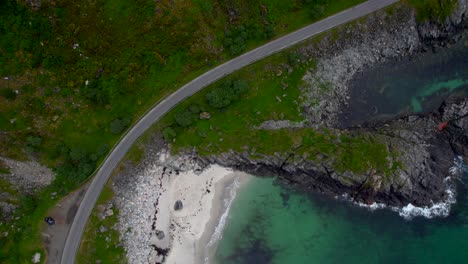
(204, 177, 242, 263)
(344, 156, 464, 220)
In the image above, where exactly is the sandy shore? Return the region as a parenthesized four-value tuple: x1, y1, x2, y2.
(114, 151, 251, 264)
(163, 166, 250, 264)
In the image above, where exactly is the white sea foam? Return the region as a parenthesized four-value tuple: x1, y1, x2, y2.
(356, 200, 386, 211)
(396, 187, 456, 219)
(346, 185, 456, 220)
(344, 156, 464, 220)
(204, 177, 242, 264)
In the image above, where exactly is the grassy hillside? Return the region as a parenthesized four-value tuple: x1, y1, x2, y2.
(76, 186, 125, 264)
(0, 0, 364, 189)
(157, 40, 399, 177)
(0, 0, 365, 262)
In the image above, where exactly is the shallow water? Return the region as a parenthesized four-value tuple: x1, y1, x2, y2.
(214, 174, 468, 264)
(340, 35, 468, 127)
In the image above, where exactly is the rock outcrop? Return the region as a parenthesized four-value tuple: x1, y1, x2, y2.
(298, 2, 467, 128)
(417, 0, 468, 40)
(198, 96, 467, 208)
(196, 3, 468, 209)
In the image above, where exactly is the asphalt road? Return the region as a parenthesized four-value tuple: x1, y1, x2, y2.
(61, 0, 399, 263)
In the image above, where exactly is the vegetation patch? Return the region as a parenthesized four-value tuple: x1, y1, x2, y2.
(0, 185, 56, 263)
(406, 0, 458, 21)
(77, 185, 126, 264)
(0, 178, 18, 201)
(126, 145, 145, 165)
(0, 0, 365, 194)
(158, 43, 399, 176)
(0, 160, 11, 174)
(4, 0, 445, 261)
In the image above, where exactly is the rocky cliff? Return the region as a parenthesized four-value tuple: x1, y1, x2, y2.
(197, 96, 467, 208)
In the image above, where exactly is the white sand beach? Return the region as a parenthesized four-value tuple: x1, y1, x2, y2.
(164, 166, 249, 264)
(115, 153, 250, 264)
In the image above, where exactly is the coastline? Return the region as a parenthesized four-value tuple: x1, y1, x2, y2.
(351, 156, 466, 219)
(164, 166, 250, 264)
(110, 2, 468, 262)
(198, 172, 251, 264)
(113, 151, 251, 264)
(113, 152, 466, 263)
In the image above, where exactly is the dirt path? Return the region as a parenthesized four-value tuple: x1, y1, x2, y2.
(42, 183, 89, 264)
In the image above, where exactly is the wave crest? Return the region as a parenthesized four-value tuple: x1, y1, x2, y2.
(344, 156, 464, 220)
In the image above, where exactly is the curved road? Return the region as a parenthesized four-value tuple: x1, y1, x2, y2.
(61, 0, 399, 262)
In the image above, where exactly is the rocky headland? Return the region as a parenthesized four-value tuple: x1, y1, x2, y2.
(198, 95, 467, 209)
(195, 1, 468, 210)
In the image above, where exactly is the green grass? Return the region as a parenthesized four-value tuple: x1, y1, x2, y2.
(0, 0, 366, 176)
(0, 160, 10, 174)
(0, 0, 366, 170)
(126, 145, 145, 165)
(0, 178, 18, 200)
(158, 20, 401, 178)
(0, 134, 29, 161)
(406, 0, 458, 21)
(0, 184, 60, 263)
(77, 185, 126, 264)
(3, 0, 447, 261)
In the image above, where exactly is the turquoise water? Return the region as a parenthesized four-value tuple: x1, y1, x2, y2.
(411, 78, 468, 112)
(215, 176, 468, 264)
(341, 36, 468, 127)
(214, 36, 468, 264)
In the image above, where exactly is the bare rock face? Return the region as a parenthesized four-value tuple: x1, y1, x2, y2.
(358, 97, 466, 206)
(255, 120, 306, 130)
(198, 97, 467, 208)
(440, 96, 468, 162)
